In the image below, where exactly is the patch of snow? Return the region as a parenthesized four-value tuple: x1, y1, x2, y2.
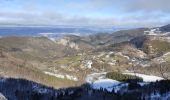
(87, 60, 93, 69)
(108, 62, 116, 65)
(105, 55, 110, 58)
(32, 85, 49, 94)
(123, 55, 130, 59)
(86, 72, 107, 83)
(153, 57, 166, 64)
(131, 58, 136, 62)
(138, 82, 149, 86)
(149, 92, 161, 99)
(37, 88, 48, 94)
(44, 71, 78, 81)
(66, 75, 78, 81)
(161, 91, 170, 100)
(143, 91, 170, 100)
(0, 93, 7, 100)
(164, 52, 170, 56)
(109, 52, 114, 55)
(98, 52, 105, 57)
(49, 37, 56, 42)
(157, 58, 165, 63)
(115, 83, 129, 93)
(82, 60, 93, 69)
(44, 71, 65, 79)
(92, 79, 121, 92)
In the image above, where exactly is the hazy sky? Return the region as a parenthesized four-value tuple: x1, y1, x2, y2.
(0, 0, 170, 27)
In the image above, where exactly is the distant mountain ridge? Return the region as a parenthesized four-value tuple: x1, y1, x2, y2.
(0, 26, 120, 38)
(159, 24, 170, 32)
(143, 24, 170, 36)
(57, 28, 148, 50)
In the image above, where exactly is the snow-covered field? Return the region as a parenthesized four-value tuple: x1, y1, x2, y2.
(86, 71, 164, 93)
(92, 79, 121, 92)
(86, 72, 127, 92)
(123, 72, 164, 82)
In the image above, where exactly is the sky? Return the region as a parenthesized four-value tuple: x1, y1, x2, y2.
(0, 0, 170, 27)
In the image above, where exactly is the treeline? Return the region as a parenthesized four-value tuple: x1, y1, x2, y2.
(106, 72, 143, 82)
(0, 78, 170, 100)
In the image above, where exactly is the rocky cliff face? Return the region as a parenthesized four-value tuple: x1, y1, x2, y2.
(57, 38, 79, 50)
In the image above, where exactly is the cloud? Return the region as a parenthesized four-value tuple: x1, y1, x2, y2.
(0, 11, 115, 26)
(126, 0, 170, 13)
(0, 0, 169, 27)
(0, 11, 168, 27)
(71, 0, 170, 13)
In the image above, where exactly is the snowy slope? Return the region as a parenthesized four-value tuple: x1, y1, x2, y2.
(92, 79, 121, 92)
(86, 72, 128, 92)
(86, 71, 164, 94)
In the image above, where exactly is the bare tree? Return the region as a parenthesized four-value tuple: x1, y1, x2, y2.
(131, 64, 141, 81)
(22, 58, 27, 67)
(158, 62, 169, 80)
(0, 48, 4, 58)
(116, 59, 121, 73)
(131, 64, 136, 76)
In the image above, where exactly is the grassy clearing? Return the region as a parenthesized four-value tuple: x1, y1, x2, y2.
(55, 55, 81, 65)
(45, 74, 76, 88)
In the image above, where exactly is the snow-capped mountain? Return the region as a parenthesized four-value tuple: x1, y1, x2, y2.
(144, 24, 170, 36)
